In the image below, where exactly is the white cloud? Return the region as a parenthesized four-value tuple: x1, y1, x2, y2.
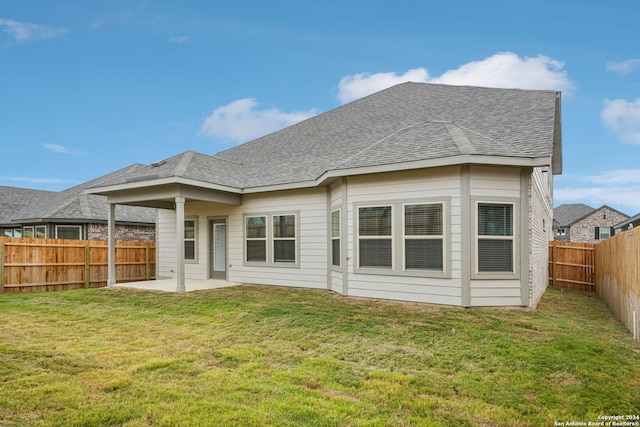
(601, 98, 640, 144)
(168, 35, 189, 43)
(42, 143, 72, 154)
(606, 59, 640, 75)
(200, 98, 318, 143)
(0, 18, 68, 42)
(555, 169, 640, 214)
(337, 52, 574, 104)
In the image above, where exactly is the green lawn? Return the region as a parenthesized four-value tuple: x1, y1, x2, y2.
(1, 285, 638, 427)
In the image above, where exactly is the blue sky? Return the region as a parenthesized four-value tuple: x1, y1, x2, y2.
(1, 1, 640, 214)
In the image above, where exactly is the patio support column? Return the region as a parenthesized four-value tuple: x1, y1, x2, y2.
(175, 196, 186, 293)
(107, 203, 116, 286)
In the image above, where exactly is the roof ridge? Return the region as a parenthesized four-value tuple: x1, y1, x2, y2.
(443, 122, 477, 155)
(174, 151, 195, 177)
(332, 121, 431, 171)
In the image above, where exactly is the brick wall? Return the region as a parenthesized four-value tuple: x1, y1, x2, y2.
(569, 207, 628, 243)
(87, 223, 156, 242)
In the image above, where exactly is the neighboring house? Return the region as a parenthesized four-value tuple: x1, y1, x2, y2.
(613, 212, 640, 234)
(554, 204, 629, 243)
(0, 166, 157, 242)
(553, 203, 595, 241)
(89, 82, 562, 308)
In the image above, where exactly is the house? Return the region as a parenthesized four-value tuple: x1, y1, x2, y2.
(554, 204, 628, 243)
(0, 165, 157, 242)
(88, 82, 562, 308)
(613, 212, 640, 234)
(553, 203, 595, 241)
(0, 186, 55, 237)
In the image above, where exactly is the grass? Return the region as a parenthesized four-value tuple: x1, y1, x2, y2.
(0, 285, 638, 427)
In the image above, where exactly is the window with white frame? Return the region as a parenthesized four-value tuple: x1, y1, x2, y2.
(23, 226, 34, 238)
(35, 225, 46, 238)
(404, 203, 444, 271)
(273, 214, 296, 263)
(246, 216, 267, 262)
(358, 206, 392, 269)
(477, 203, 514, 273)
(331, 209, 340, 267)
(56, 225, 81, 240)
(184, 219, 196, 260)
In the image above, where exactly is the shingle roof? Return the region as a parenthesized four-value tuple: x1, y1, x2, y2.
(10, 165, 156, 224)
(553, 204, 596, 227)
(91, 82, 561, 191)
(0, 186, 55, 226)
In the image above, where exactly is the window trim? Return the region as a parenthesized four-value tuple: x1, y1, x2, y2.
(357, 204, 394, 270)
(23, 226, 34, 238)
(243, 212, 300, 268)
(402, 202, 446, 273)
(272, 214, 297, 264)
(184, 217, 198, 263)
(55, 225, 82, 240)
(330, 209, 341, 268)
(354, 198, 450, 278)
(471, 198, 519, 279)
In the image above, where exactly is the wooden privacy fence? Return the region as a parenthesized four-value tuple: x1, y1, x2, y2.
(595, 227, 640, 342)
(548, 241, 596, 292)
(0, 237, 156, 294)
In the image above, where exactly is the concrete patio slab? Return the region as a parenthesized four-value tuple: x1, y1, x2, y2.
(111, 278, 241, 293)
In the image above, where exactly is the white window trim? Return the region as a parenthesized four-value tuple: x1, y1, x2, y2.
(243, 212, 300, 268)
(402, 202, 446, 273)
(184, 217, 198, 263)
(272, 213, 297, 264)
(55, 225, 82, 240)
(356, 204, 394, 271)
(330, 209, 341, 268)
(23, 226, 34, 238)
(471, 199, 519, 279)
(35, 225, 46, 238)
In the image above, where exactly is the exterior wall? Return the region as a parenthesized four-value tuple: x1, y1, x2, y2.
(469, 166, 523, 306)
(86, 223, 156, 242)
(569, 207, 629, 243)
(344, 166, 463, 305)
(528, 167, 554, 309)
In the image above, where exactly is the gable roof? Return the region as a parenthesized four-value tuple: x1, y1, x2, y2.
(89, 82, 562, 194)
(614, 212, 640, 230)
(570, 205, 629, 226)
(553, 204, 596, 227)
(9, 164, 156, 225)
(0, 186, 55, 227)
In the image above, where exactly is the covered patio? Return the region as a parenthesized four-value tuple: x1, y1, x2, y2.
(112, 278, 241, 293)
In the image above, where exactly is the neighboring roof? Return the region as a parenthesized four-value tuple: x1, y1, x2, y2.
(0, 186, 55, 227)
(553, 204, 596, 227)
(9, 164, 156, 225)
(558, 204, 629, 228)
(90, 82, 562, 194)
(614, 212, 640, 230)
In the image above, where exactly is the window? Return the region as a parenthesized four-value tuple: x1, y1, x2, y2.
(581, 226, 588, 236)
(184, 219, 196, 260)
(331, 210, 340, 267)
(273, 215, 296, 263)
(246, 216, 267, 262)
(23, 226, 34, 238)
(404, 203, 443, 271)
(597, 226, 611, 240)
(56, 225, 81, 240)
(35, 226, 46, 238)
(477, 203, 514, 273)
(358, 206, 392, 269)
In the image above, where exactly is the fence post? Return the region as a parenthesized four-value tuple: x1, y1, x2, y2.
(0, 242, 4, 293)
(145, 245, 151, 281)
(551, 242, 557, 288)
(84, 244, 90, 289)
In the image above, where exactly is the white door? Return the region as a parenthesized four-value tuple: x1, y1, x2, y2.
(211, 221, 226, 279)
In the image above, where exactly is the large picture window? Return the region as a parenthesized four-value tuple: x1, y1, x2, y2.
(477, 203, 514, 273)
(358, 206, 392, 269)
(404, 203, 443, 271)
(331, 210, 340, 267)
(56, 225, 81, 240)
